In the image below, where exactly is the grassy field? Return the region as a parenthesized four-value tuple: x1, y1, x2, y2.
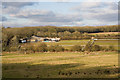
(2, 51, 118, 78)
(46, 40, 89, 45)
(44, 40, 119, 50)
(45, 40, 118, 46)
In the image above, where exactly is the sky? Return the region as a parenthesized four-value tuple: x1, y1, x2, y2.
(1, 0, 119, 27)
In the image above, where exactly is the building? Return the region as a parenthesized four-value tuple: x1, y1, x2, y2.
(19, 38, 28, 43)
(42, 38, 60, 42)
(30, 36, 60, 42)
(19, 36, 60, 43)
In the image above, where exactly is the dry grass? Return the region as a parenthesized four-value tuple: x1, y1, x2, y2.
(2, 52, 119, 78)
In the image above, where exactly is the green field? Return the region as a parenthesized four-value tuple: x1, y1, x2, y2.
(2, 52, 118, 78)
(46, 40, 89, 45)
(44, 40, 119, 50)
(48, 40, 118, 45)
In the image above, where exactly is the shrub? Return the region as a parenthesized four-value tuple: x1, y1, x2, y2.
(34, 42, 47, 52)
(20, 43, 34, 53)
(47, 45, 56, 52)
(102, 47, 109, 51)
(24, 44, 33, 51)
(108, 45, 115, 51)
(71, 45, 82, 52)
(91, 45, 101, 51)
(56, 46, 64, 52)
(9, 46, 18, 51)
(20, 42, 47, 53)
(48, 45, 64, 52)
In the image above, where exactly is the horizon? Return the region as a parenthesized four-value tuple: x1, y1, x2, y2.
(3, 24, 118, 28)
(1, 1, 118, 27)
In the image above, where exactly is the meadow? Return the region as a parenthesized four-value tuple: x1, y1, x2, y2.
(2, 39, 119, 78)
(2, 51, 118, 78)
(45, 40, 119, 50)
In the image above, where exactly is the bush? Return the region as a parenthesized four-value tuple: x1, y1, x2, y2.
(71, 45, 82, 52)
(9, 46, 18, 51)
(20, 42, 47, 53)
(108, 45, 115, 51)
(20, 43, 34, 53)
(91, 45, 101, 51)
(47, 45, 56, 52)
(33, 42, 47, 52)
(48, 45, 64, 52)
(56, 45, 64, 52)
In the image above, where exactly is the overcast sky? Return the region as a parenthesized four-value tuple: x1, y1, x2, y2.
(1, 0, 119, 27)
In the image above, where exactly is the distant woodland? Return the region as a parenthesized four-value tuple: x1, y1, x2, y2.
(2, 25, 120, 51)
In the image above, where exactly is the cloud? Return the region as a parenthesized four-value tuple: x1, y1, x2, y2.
(71, 2, 103, 11)
(26, 14, 82, 22)
(2, 2, 83, 23)
(94, 12, 117, 22)
(72, 2, 118, 12)
(2, 2, 118, 27)
(14, 9, 55, 18)
(2, 19, 81, 27)
(2, 2, 36, 8)
(2, 16, 7, 21)
(3, 6, 19, 14)
(11, 8, 83, 22)
(2, 2, 37, 14)
(71, 2, 118, 22)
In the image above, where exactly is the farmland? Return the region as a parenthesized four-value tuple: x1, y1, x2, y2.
(2, 25, 119, 78)
(2, 51, 118, 78)
(43, 39, 119, 50)
(46, 39, 118, 46)
(2, 38, 119, 78)
(2, 34, 119, 78)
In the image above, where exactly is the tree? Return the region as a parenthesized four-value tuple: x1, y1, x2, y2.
(47, 28, 57, 37)
(37, 31, 45, 37)
(2, 29, 14, 51)
(63, 31, 72, 39)
(58, 32, 64, 37)
(64, 31, 71, 36)
(9, 36, 20, 51)
(9, 36, 19, 46)
(72, 31, 81, 39)
(84, 40, 94, 51)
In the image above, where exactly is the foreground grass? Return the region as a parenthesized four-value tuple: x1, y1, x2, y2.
(2, 52, 118, 78)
